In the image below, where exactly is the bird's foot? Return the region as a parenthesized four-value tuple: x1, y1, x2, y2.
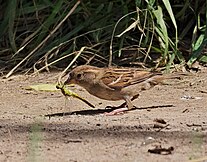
(104, 108, 128, 116)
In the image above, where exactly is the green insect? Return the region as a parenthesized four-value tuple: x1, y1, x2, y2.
(56, 83, 95, 108)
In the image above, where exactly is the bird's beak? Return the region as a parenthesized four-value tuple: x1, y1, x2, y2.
(64, 75, 71, 85)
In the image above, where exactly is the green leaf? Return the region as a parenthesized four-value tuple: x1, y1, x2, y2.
(187, 33, 207, 66)
(199, 55, 207, 63)
(36, 0, 64, 45)
(192, 34, 205, 51)
(25, 84, 59, 91)
(161, 0, 177, 30)
(153, 6, 168, 57)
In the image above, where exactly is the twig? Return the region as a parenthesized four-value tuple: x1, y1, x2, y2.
(186, 156, 207, 162)
(109, 11, 137, 67)
(156, 124, 170, 132)
(148, 145, 174, 155)
(199, 90, 207, 94)
(186, 124, 202, 127)
(5, 0, 81, 78)
(57, 46, 86, 84)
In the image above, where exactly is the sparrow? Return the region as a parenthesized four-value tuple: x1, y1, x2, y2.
(64, 65, 183, 115)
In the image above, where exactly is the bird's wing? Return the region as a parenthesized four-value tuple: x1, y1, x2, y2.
(100, 68, 159, 89)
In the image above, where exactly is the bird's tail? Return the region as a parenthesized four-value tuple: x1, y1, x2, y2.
(148, 72, 189, 85)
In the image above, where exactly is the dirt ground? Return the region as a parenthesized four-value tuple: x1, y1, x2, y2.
(0, 68, 206, 162)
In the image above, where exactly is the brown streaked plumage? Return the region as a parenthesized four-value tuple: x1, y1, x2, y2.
(64, 65, 181, 115)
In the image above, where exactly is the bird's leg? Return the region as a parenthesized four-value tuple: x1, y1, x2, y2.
(105, 94, 139, 109)
(104, 95, 139, 116)
(131, 94, 139, 102)
(124, 95, 134, 110)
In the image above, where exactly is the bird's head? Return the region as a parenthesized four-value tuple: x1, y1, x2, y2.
(64, 65, 99, 86)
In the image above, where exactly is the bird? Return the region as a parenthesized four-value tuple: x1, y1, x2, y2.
(64, 65, 183, 115)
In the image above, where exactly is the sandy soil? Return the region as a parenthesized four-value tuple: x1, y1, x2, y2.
(0, 68, 206, 162)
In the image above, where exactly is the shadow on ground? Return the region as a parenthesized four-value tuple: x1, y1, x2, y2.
(45, 104, 175, 117)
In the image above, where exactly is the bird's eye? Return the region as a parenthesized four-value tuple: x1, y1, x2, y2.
(76, 73, 82, 80)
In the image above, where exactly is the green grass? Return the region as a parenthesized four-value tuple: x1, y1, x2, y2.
(28, 120, 43, 162)
(0, 0, 206, 77)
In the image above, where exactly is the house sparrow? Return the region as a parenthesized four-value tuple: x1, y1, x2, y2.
(64, 65, 182, 115)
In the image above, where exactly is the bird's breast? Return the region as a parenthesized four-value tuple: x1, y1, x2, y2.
(83, 84, 123, 101)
